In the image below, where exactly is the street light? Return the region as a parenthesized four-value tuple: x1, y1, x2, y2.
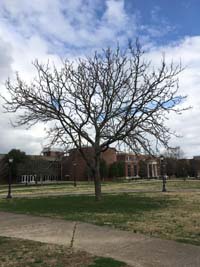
(7, 158, 13, 199)
(73, 162, 77, 187)
(160, 155, 167, 192)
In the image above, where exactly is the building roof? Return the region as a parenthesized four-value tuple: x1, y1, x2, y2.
(193, 156, 200, 160)
(42, 147, 64, 153)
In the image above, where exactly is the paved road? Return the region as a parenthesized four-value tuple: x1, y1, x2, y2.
(0, 212, 200, 267)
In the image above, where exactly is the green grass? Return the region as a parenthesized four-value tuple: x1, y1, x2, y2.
(0, 236, 128, 267)
(0, 194, 172, 222)
(0, 191, 200, 246)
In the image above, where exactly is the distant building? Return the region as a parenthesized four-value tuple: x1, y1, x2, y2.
(42, 147, 64, 158)
(0, 148, 62, 184)
(17, 154, 61, 184)
(116, 152, 160, 179)
(146, 157, 160, 178)
(63, 148, 160, 181)
(117, 152, 139, 177)
(193, 156, 200, 160)
(193, 156, 200, 178)
(63, 147, 117, 181)
(0, 154, 8, 183)
(6, 146, 200, 184)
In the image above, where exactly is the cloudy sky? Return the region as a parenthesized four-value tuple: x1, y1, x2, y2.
(0, 0, 200, 158)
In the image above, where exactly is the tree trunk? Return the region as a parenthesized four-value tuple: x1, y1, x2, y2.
(94, 155, 102, 201)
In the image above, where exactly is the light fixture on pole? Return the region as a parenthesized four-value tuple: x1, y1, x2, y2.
(160, 155, 167, 192)
(73, 162, 77, 187)
(7, 158, 13, 199)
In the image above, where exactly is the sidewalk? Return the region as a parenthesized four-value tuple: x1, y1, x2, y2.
(0, 212, 200, 267)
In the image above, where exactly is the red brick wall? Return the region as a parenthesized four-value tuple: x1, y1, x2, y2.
(63, 148, 160, 180)
(101, 148, 116, 165)
(117, 153, 139, 177)
(63, 147, 117, 181)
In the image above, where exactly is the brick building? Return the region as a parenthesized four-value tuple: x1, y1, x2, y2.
(0, 148, 62, 184)
(117, 152, 139, 177)
(63, 148, 160, 181)
(146, 157, 160, 178)
(63, 147, 117, 181)
(116, 152, 160, 179)
(17, 155, 61, 184)
(4, 146, 196, 184)
(42, 147, 64, 158)
(193, 156, 200, 178)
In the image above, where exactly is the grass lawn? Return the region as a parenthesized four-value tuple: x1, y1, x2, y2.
(0, 179, 200, 197)
(0, 190, 200, 246)
(0, 236, 127, 267)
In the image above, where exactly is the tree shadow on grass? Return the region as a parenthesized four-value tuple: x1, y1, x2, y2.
(0, 193, 176, 217)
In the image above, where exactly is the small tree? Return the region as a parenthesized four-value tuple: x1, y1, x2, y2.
(109, 162, 119, 178)
(176, 159, 190, 178)
(117, 161, 125, 177)
(1, 42, 187, 200)
(109, 161, 125, 178)
(164, 147, 186, 178)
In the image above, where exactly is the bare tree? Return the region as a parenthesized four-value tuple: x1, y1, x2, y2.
(1, 42, 187, 200)
(164, 146, 185, 159)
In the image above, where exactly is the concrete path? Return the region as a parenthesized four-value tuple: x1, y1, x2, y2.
(0, 212, 200, 267)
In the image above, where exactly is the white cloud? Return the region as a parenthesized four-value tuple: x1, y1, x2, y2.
(146, 36, 200, 157)
(0, 0, 136, 51)
(0, 1, 199, 158)
(104, 0, 127, 26)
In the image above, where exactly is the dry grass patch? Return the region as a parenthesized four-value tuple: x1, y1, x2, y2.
(124, 192, 200, 245)
(0, 236, 129, 267)
(0, 236, 95, 267)
(1, 180, 200, 197)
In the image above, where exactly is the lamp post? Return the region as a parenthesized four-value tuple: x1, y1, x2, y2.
(7, 158, 13, 199)
(160, 155, 167, 192)
(73, 162, 77, 187)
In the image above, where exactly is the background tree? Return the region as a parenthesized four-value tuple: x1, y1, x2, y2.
(109, 161, 125, 178)
(0, 156, 9, 184)
(109, 162, 119, 178)
(163, 147, 186, 178)
(4, 149, 27, 182)
(191, 158, 200, 178)
(176, 159, 190, 178)
(117, 161, 125, 178)
(1, 42, 187, 200)
(165, 157, 177, 178)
